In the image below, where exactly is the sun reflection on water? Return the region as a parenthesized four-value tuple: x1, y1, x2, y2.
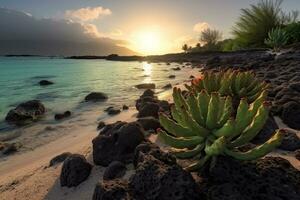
(142, 62, 152, 83)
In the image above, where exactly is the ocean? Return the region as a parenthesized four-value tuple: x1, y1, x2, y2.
(0, 57, 200, 131)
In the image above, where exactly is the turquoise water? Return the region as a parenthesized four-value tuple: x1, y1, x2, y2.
(0, 57, 200, 129)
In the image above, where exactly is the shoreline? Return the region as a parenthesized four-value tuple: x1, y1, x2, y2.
(0, 47, 300, 199)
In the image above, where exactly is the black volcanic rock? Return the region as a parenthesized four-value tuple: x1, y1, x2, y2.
(129, 142, 199, 200)
(135, 83, 156, 89)
(60, 154, 92, 187)
(92, 122, 145, 166)
(39, 80, 54, 86)
(199, 156, 300, 200)
(54, 111, 71, 120)
(49, 152, 72, 167)
(103, 161, 127, 180)
(278, 129, 300, 151)
(137, 117, 161, 131)
(281, 101, 300, 129)
(137, 102, 160, 118)
(85, 92, 108, 102)
(93, 179, 131, 200)
(5, 100, 46, 124)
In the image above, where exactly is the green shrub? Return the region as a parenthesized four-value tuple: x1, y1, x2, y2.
(264, 28, 289, 51)
(232, 0, 298, 48)
(284, 22, 300, 44)
(158, 88, 283, 171)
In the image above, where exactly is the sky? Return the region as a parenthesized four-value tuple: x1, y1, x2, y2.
(0, 0, 299, 54)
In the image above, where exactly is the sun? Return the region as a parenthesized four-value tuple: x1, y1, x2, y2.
(132, 30, 161, 55)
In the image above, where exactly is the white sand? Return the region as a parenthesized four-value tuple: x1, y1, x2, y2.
(0, 108, 137, 200)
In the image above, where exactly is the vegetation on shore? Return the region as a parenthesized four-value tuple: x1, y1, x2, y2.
(183, 0, 299, 53)
(158, 70, 284, 171)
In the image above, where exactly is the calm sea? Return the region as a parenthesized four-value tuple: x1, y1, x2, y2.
(0, 57, 200, 131)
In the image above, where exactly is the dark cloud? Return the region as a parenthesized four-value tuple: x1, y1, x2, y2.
(0, 8, 135, 56)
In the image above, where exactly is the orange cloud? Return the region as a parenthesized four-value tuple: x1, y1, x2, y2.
(65, 6, 111, 22)
(193, 22, 210, 33)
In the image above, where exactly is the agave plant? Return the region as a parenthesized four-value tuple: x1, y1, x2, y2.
(185, 70, 268, 104)
(265, 28, 289, 52)
(157, 88, 283, 171)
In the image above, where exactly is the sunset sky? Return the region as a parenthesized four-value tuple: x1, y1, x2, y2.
(0, 0, 299, 55)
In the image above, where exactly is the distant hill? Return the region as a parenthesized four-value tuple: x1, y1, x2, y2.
(0, 8, 136, 56)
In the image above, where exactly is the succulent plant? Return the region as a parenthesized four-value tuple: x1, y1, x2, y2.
(185, 70, 268, 104)
(265, 28, 289, 52)
(157, 87, 283, 171)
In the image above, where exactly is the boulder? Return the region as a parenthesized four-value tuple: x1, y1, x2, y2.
(92, 122, 145, 166)
(295, 149, 300, 161)
(199, 156, 300, 200)
(39, 80, 54, 86)
(129, 142, 200, 200)
(49, 152, 72, 167)
(85, 92, 108, 102)
(172, 67, 181, 71)
(137, 102, 160, 118)
(103, 161, 127, 180)
(162, 83, 172, 90)
(281, 101, 300, 129)
(97, 121, 106, 130)
(93, 179, 132, 200)
(141, 89, 155, 98)
(168, 75, 176, 79)
(1, 143, 18, 155)
(122, 105, 129, 110)
(60, 154, 92, 187)
(251, 116, 279, 144)
(135, 83, 156, 89)
(137, 117, 161, 131)
(278, 129, 300, 151)
(105, 107, 121, 115)
(54, 111, 71, 120)
(5, 100, 46, 124)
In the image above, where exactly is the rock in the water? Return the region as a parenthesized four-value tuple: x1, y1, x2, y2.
(103, 161, 127, 180)
(122, 105, 129, 110)
(92, 122, 145, 166)
(141, 89, 155, 98)
(189, 75, 195, 79)
(5, 100, 46, 124)
(137, 117, 161, 131)
(137, 102, 160, 118)
(92, 179, 132, 200)
(278, 129, 300, 151)
(199, 156, 300, 200)
(162, 83, 172, 89)
(97, 121, 106, 130)
(172, 67, 181, 71)
(281, 101, 300, 129)
(168, 75, 176, 79)
(85, 92, 108, 102)
(105, 107, 121, 115)
(49, 152, 72, 167)
(60, 154, 92, 187)
(135, 83, 156, 89)
(39, 80, 54, 86)
(1, 143, 18, 155)
(54, 111, 71, 120)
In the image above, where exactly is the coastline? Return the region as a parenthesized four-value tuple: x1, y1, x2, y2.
(0, 46, 300, 199)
